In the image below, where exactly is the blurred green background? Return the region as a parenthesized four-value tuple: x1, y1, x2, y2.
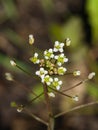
(0, 0, 98, 130)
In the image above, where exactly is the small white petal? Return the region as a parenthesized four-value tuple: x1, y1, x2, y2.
(51, 54, 54, 58)
(60, 43, 64, 47)
(60, 53, 64, 57)
(49, 78, 53, 82)
(40, 75, 45, 79)
(54, 78, 58, 81)
(34, 53, 38, 57)
(44, 70, 48, 74)
(35, 71, 39, 75)
(64, 58, 68, 62)
(53, 48, 58, 52)
(44, 51, 47, 55)
(56, 86, 60, 90)
(47, 82, 51, 85)
(40, 68, 44, 71)
(55, 41, 59, 46)
(36, 60, 40, 64)
(55, 56, 58, 59)
(59, 48, 63, 52)
(57, 62, 62, 66)
(59, 81, 62, 85)
(49, 48, 53, 52)
(29, 34, 33, 38)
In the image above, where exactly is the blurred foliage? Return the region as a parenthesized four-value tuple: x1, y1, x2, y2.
(87, 82, 98, 99)
(41, 0, 54, 13)
(28, 83, 44, 103)
(1, 0, 18, 21)
(49, 17, 83, 50)
(86, 0, 98, 43)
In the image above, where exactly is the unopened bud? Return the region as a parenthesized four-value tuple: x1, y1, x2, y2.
(29, 34, 34, 45)
(88, 72, 95, 79)
(5, 72, 13, 81)
(65, 38, 71, 46)
(10, 60, 16, 66)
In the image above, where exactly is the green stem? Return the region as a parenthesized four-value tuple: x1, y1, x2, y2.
(62, 79, 88, 92)
(49, 86, 72, 98)
(24, 108, 48, 126)
(54, 101, 98, 118)
(43, 84, 54, 130)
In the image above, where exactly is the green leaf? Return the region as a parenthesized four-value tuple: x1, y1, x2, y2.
(10, 101, 17, 107)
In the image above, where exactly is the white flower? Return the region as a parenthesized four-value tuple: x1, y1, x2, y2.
(30, 52, 40, 64)
(42, 75, 53, 85)
(73, 70, 81, 76)
(88, 72, 95, 79)
(10, 60, 16, 66)
(58, 67, 67, 75)
(54, 41, 64, 52)
(35, 68, 48, 79)
(52, 78, 62, 90)
(44, 49, 54, 59)
(54, 53, 68, 66)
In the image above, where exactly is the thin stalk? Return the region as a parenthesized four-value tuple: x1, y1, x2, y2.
(16, 64, 40, 81)
(28, 92, 43, 105)
(49, 86, 72, 99)
(24, 108, 48, 126)
(62, 79, 88, 92)
(16, 64, 33, 77)
(43, 84, 54, 130)
(54, 101, 98, 118)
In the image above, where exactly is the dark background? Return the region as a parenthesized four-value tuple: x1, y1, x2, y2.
(0, 0, 98, 130)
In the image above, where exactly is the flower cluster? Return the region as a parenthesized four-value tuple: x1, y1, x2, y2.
(30, 39, 81, 97)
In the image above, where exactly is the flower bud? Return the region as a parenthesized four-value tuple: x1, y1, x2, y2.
(29, 34, 34, 45)
(88, 72, 95, 79)
(10, 60, 16, 66)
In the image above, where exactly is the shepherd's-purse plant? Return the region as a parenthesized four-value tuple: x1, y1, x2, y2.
(5, 34, 97, 130)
